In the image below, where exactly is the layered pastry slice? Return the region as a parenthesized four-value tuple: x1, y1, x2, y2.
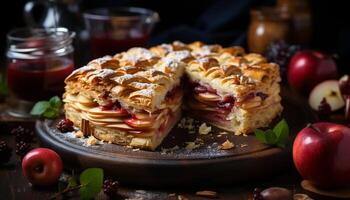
(63, 47, 192, 150)
(185, 43, 283, 135)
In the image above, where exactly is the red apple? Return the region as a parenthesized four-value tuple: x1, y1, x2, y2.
(288, 50, 338, 95)
(293, 123, 350, 187)
(22, 148, 63, 186)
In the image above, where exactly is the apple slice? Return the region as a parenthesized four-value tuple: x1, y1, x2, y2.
(339, 75, 350, 120)
(196, 92, 221, 102)
(124, 118, 155, 129)
(309, 80, 345, 111)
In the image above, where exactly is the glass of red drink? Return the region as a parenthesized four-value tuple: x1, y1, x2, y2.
(6, 27, 75, 117)
(83, 7, 159, 58)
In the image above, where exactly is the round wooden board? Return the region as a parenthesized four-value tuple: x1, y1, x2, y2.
(35, 91, 316, 187)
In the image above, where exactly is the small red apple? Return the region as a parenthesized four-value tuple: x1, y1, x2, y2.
(288, 50, 338, 95)
(22, 148, 63, 186)
(293, 123, 350, 187)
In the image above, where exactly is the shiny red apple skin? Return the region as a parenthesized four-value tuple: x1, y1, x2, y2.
(22, 148, 63, 186)
(288, 50, 338, 95)
(293, 123, 350, 187)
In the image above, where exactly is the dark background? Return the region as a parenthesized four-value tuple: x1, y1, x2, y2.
(1, 0, 349, 72)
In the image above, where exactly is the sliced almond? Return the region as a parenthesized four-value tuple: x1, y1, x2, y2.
(196, 190, 218, 198)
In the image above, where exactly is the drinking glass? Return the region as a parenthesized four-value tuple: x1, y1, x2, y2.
(83, 7, 159, 58)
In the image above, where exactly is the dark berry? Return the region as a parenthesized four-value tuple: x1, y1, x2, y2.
(265, 40, 301, 76)
(11, 126, 34, 143)
(318, 98, 331, 120)
(261, 187, 293, 200)
(253, 188, 264, 200)
(57, 118, 74, 133)
(103, 179, 120, 198)
(0, 140, 12, 164)
(16, 141, 32, 159)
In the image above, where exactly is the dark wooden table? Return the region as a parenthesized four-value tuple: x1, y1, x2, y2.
(0, 101, 332, 200)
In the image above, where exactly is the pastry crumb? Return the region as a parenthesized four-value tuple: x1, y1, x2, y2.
(199, 123, 211, 135)
(185, 142, 200, 150)
(219, 131, 228, 135)
(240, 143, 248, 148)
(75, 130, 84, 138)
(168, 193, 176, 197)
(196, 190, 218, 198)
(219, 139, 235, 150)
(85, 136, 98, 146)
(177, 195, 189, 200)
(132, 148, 140, 152)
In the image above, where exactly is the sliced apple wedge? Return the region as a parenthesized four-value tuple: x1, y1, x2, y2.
(196, 92, 221, 102)
(88, 107, 129, 117)
(124, 118, 155, 129)
(309, 80, 345, 111)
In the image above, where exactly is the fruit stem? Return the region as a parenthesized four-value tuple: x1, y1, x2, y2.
(49, 184, 85, 200)
(306, 123, 321, 133)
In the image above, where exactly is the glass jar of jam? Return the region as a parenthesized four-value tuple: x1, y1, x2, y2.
(248, 7, 291, 54)
(6, 27, 75, 117)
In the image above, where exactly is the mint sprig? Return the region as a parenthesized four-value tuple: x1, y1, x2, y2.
(79, 168, 104, 200)
(254, 119, 289, 148)
(30, 96, 62, 119)
(51, 168, 104, 200)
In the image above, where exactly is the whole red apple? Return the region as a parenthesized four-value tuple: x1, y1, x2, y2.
(288, 50, 337, 95)
(293, 123, 350, 187)
(22, 148, 63, 186)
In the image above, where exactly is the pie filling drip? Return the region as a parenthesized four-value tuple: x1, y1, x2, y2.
(186, 81, 268, 121)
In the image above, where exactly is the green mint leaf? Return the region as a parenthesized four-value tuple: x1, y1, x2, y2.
(30, 101, 50, 115)
(254, 129, 267, 143)
(274, 119, 289, 148)
(50, 96, 62, 108)
(79, 168, 104, 200)
(43, 107, 59, 119)
(265, 129, 277, 144)
(254, 119, 290, 148)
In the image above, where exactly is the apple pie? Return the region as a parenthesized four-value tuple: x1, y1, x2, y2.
(63, 41, 282, 150)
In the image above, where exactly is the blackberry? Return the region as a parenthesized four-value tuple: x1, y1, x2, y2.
(318, 98, 331, 120)
(16, 141, 32, 159)
(11, 126, 34, 143)
(103, 179, 120, 198)
(253, 188, 264, 200)
(57, 118, 74, 133)
(265, 40, 301, 76)
(0, 140, 12, 164)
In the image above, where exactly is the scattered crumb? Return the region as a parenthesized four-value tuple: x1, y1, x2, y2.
(185, 142, 200, 150)
(219, 140, 235, 150)
(219, 131, 228, 135)
(199, 123, 211, 135)
(196, 190, 218, 198)
(126, 145, 133, 149)
(161, 145, 180, 154)
(168, 193, 176, 197)
(243, 133, 248, 137)
(74, 130, 84, 138)
(132, 148, 140, 152)
(85, 136, 98, 146)
(177, 195, 189, 200)
(234, 132, 241, 136)
(178, 117, 196, 133)
(216, 134, 222, 137)
(108, 141, 113, 144)
(240, 144, 248, 148)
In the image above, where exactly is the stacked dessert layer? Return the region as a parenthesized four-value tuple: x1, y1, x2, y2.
(64, 48, 191, 150)
(63, 41, 283, 150)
